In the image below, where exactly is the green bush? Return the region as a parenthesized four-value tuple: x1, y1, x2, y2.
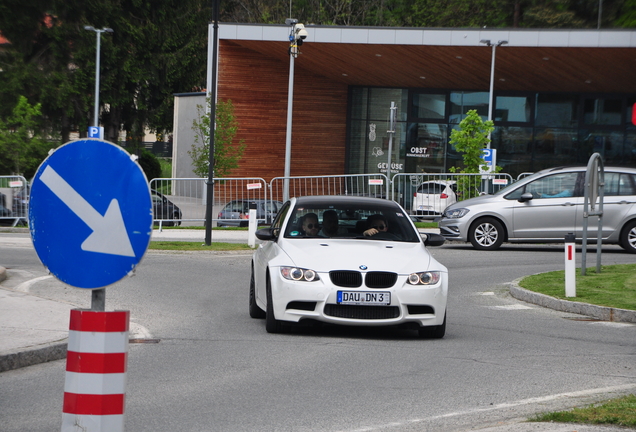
(138, 150, 162, 181)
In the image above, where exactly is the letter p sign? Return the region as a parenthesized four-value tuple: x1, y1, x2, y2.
(88, 126, 104, 139)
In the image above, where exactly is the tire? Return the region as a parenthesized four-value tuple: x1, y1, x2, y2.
(620, 220, 636, 253)
(173, 211, 181, 227)
(469, 217, 505, 250)
(265, 274, 286, 333)
(418, 311, 446, 339)
(249, 264, 266, 319)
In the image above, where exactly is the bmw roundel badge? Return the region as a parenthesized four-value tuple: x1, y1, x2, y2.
(359, 265, 368, 270)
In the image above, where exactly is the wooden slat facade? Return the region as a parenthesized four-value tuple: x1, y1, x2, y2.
(218, 41, 348, 182)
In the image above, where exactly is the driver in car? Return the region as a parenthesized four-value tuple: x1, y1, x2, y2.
(301, 213, 320, 237)
(363, 214, 389, 237)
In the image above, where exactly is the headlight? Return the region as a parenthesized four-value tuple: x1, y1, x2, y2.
(407, 271, 441, 285)
(280, 267, 320, 282)
(443, 208, 470, 219)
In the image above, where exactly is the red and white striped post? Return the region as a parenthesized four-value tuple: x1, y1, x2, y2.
(565, 233, 576, 298)
(62, 310, 130, 432)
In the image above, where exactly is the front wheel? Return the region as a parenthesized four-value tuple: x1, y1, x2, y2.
(620, 220, 636, 253)
(469, 217, 504, 250)
(249, 264, 266, 319)
(418, 311, 446, 339)
(265, 275, 287, 333)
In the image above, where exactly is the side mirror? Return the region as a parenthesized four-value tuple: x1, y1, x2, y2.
(518, 192, 534, 202)
(422, 232, 445, 247)
(255, 227, 277, 241)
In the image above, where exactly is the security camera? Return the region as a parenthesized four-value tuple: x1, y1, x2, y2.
(295, 24, 308, 41)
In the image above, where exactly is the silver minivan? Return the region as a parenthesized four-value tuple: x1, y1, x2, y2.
(437, 166, 636, 252)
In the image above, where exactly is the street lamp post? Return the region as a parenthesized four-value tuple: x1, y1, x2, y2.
(84, 26, 113, 128)
(480, 39, 507, 149)
(84, 25, 112, 311)
(283, 19, 308, 201)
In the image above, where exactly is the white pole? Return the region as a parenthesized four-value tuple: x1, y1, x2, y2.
(386, 102, 396, 199)
(93, 32, 101, 127)
(248, 207, 257, 248)
(565, 233, 576, 297)
(284, 52, 294, 202)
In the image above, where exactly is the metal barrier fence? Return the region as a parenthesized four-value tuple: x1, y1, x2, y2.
(390, 172, 515, 218)
(0, 175, 29, 227)
(150, 172, 518, 227)
(3, 172, 522, 229)
(149, 177, 268, 227)
(269, 174, 389, 203)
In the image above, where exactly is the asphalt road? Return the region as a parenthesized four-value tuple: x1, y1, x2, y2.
(1, 235, 635, 431)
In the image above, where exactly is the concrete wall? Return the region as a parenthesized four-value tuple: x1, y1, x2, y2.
(172, 92, 206, 181)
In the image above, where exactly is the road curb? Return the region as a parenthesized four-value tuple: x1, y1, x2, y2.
(0, 340, 67, 373)
(510, 278, 636, 323)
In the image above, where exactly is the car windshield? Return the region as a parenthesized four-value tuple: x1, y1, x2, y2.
(283, 200, 420, 242)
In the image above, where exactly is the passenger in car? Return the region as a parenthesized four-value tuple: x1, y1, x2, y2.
(319, 210, 347, 237)
(301, 213, 320, 236)
(363, 214, 389, 237)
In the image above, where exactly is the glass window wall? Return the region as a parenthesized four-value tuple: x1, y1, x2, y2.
(535, 94, 578, 128)
(450, 92, 489, 124)
(348, 87, 633, 180)
(584, 97, 622, 125)
(495, 96, 531, 123)
(411, 93, 446, 120)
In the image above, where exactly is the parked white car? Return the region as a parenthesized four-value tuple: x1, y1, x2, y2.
(412, 180, 457, 218)
(250, 195, 449, 338)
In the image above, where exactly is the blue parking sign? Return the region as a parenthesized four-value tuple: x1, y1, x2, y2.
(29, 139, 152, 289)
(88, 126, 104, 139)
(481, 148, 496, 173)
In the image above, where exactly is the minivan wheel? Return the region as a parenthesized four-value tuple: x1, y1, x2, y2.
(469, 217, 504, 250)
(619, 220, 636, 253)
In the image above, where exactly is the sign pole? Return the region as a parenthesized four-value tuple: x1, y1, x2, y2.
(92, 288, 106, 311)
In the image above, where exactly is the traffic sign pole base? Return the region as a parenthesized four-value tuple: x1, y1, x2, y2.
(62, 309, 129, 432)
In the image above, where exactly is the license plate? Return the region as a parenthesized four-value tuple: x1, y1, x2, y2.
(337, 291, 391, 305)
(418, 205, 432, 210)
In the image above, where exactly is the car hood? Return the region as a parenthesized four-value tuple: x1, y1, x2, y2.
(446, 193, 499, 209)
(277, 239, 438, 274)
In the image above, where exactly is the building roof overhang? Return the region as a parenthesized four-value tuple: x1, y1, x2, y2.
(217, 24, 636, 94)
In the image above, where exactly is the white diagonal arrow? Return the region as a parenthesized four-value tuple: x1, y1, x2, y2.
(39, 165, 136, 257)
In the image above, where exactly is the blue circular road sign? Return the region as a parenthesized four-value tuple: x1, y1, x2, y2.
(29, 139, 153, 289)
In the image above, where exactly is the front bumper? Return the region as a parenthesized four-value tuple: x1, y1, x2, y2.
(269, 270, 448, 328)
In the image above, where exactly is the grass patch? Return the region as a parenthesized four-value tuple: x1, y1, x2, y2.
(158, 158, 172, 178)
(414, 221, 438, 229)
(148, 241, 253, 251)
(530, 394, 636, 427)
(519, 264, 636, 311)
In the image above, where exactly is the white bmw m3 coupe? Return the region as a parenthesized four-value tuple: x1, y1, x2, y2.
(250, 195, 449, 338)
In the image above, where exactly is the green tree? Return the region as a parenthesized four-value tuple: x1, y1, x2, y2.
(0, 0, 210, 144)
(615, 0, 636, 26)
(0, 96, 55, 177)
(189, 99, 246, 178)
(449, 109, 496, 200)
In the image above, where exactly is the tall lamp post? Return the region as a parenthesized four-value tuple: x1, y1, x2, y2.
(283, 19, 308, 201)
(84, 25, 112, 311)
(480, 39, 507, 149)
(84, 26, 113, 129)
